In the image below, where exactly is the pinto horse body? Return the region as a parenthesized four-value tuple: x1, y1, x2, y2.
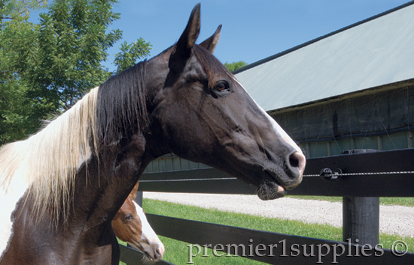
(112, 182, 164, 262)
(0, 4, 305, 264)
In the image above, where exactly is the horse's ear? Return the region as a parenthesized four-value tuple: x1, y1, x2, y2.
(177, 3, 201, 51)
(130, 182, 139, 199)
(170, 4, 201, 71)
(199, 25, 222, 53)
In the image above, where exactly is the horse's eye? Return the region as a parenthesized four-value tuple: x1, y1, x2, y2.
(125, 214, 134, 221)
(213, 81, 229, 92)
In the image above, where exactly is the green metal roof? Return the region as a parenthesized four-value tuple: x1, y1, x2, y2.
(235, 2, 414, 111)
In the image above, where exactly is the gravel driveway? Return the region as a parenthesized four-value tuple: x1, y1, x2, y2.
(144, 192, 414, 238)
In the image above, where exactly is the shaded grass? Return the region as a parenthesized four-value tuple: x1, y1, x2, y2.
(144, 199, 342, 240)
(143, 199, 413, 264)
(157, 235, 262, 265)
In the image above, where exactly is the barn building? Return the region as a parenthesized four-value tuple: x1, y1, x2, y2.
(145, 1, 414, 172)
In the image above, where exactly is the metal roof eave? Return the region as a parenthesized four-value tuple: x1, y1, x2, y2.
(267, 78, 414, 115)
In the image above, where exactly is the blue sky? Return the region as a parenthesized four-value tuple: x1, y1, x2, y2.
(31, 0, 412, 72)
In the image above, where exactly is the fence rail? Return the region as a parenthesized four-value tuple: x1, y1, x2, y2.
(120, 148, 414, 264)
(139, 148, 414, 197)
(145, 214, 413, 264)
(119, 245, 173, 265)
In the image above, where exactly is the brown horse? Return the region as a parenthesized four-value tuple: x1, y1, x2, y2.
(112, 182, 164, 262)
(0, 4, 305, 264)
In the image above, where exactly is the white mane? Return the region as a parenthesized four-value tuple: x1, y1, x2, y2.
(0, 87, 99, 224)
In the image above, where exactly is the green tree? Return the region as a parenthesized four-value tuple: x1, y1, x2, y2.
(0, 0, 46, 23)
(0, 0, 47, 143)
(224, 60, 248, 72)
(113, 38, 151, 74)
(28, 0, 123, 113)
(0, 0, 152, 144)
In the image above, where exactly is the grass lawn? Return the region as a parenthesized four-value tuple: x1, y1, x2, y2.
(140, 198, 414, 265)
(286, 195, 414, 207)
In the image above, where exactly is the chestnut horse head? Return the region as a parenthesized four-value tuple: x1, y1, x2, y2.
(112, 183, 164, 262)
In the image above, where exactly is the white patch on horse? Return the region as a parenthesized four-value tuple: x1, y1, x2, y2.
(231, 76, 303, 155)
(0, 170, 31, 260)
(133, 201, 165, 255)
(76, 144, 92, 170)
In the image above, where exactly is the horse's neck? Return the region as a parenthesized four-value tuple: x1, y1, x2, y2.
(73, 134, 149, 231)
(2, 189, 116, 265)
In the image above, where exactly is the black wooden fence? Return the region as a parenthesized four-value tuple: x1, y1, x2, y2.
(119, 149, 414, 264)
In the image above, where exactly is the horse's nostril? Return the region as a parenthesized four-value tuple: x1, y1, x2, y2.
(289, 151, 306, 174)
(289, 154, 299, 168)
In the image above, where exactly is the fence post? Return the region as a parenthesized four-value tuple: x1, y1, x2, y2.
(343, 196, 380, 245)
(136, 191, 143, 207)
(342, 149, 379, 246)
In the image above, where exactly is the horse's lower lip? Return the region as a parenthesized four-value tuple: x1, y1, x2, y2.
(277, 184, 286, 193)
(256, 172, 287, 200)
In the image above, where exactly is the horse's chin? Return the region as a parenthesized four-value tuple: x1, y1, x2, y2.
(131, 241, 164, 262)
(256, 178, 286, 200)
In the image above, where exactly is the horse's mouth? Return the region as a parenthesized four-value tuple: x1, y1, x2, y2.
(131, 241, 163, 262)
(255, 153, 304, 200)
(256, 172, 287, 200)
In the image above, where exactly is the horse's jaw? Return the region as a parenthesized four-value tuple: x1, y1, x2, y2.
(130, 239, 164, 262)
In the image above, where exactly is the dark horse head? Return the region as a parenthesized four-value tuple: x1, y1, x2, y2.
(0, 4, 305, 265)
(140, 5, 306, 199)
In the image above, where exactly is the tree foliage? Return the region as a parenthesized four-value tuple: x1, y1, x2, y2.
(114, 38, 151, 74)
(0, 0, 47, 22)
(0, 0, 47, 142)
(0, 0, 152, 144)
(224, 60, 248, 72)
(30, 0, 123, 112)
